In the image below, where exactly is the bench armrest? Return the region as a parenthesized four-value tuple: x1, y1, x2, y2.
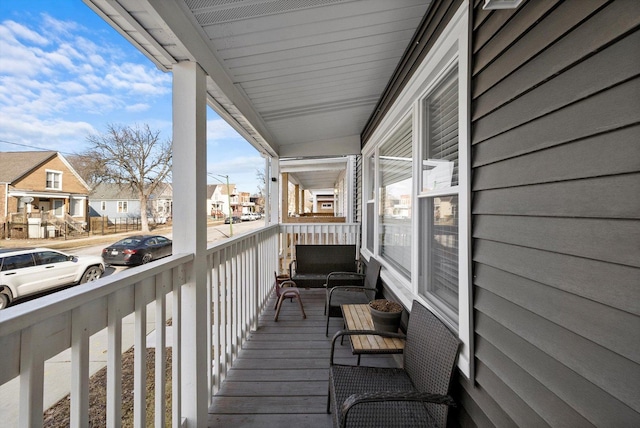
(341, 391, 456, 428)
(330, 330, 406, 364)
(288, 259, 297, 277)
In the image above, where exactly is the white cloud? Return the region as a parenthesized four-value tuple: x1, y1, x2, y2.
(2, 20, 49, 45)
(207, 118, 246, 143)
(126, 103, 151, 113)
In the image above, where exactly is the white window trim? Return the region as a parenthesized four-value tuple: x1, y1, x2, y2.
(360, 2, 472, 378)
(45, 169, 63, 190)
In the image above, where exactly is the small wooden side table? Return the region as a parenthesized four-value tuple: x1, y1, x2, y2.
(341, 304, 405, 364)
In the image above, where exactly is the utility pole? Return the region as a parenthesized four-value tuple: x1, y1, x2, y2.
(208, 173, 233, 237)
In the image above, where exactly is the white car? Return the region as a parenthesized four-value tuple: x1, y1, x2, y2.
(0, 247, 105, 309)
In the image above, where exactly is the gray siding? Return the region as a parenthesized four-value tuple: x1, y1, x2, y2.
(466, 0, 640, 427)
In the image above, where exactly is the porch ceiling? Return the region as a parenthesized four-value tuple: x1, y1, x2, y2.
(83, 0, 432, 159)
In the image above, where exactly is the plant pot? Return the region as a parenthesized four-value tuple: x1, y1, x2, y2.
(369, 300, 402, 332)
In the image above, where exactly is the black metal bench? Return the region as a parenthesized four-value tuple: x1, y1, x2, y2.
(328, 300, 461, 428)
(288, 244, 359, 288)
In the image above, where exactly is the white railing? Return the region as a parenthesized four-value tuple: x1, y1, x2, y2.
(207, 225, 280, 396)
(0, 222, 360, 427)
(0, 253, 193, 428)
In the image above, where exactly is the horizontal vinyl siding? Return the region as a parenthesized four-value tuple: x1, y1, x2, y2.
(467, 0, 640, 427)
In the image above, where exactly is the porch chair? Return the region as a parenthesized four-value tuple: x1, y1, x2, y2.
(324, 256, 381, 336)
(328, 300, 461, 428)
(273, 272, 306, 322)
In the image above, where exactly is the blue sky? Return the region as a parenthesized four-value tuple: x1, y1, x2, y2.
(0, 0, 263, 193)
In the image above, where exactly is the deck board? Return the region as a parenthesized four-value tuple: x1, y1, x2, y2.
(208, 288, 400, 427)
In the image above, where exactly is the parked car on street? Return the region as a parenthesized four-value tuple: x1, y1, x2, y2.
(102, 235, 172, 266)
(0, 248, 105, 310)
(224, 216, 241, 224)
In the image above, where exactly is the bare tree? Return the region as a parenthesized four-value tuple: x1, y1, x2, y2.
(85, 124, 172, 232)
(67, 153, 108, 187)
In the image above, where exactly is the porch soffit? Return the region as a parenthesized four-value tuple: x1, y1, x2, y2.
(83, 0, 432, 159)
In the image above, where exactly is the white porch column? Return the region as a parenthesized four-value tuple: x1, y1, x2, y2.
(269, 157, 280, 225)
(172, 61, 208, 426)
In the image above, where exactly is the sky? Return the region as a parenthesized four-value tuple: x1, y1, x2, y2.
(0, 0, 264, 194)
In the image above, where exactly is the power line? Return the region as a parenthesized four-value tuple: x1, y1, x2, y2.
(0, 138, 79, 156)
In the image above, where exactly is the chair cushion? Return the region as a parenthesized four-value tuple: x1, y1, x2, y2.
(329, 365, 437, 428)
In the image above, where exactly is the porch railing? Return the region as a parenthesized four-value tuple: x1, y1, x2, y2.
(0, 222, 360, 426)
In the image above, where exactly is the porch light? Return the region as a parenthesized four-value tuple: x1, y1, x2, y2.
(483, 0, 523, 9)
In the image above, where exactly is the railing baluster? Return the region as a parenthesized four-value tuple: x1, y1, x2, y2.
(70, 305, 90, 428)
(107, 290, 124, 428)
(134, 280, 147, 428)
(154, 272, 167, 428)
(172, 265, 183, 428)
(19, 326, 44, 428)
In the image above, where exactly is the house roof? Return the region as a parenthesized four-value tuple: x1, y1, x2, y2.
(91, 182, 174, 200)
(0, 151, 57, 183)
(91, 183, 139, 200)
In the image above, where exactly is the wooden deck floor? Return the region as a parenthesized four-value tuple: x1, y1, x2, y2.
(208, 288, 399, 427)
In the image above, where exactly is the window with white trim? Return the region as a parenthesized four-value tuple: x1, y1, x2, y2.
(117, 201, 128, 213)
(419, 67, 460, 326)
(378, 117, 412, 278)
(101, 201, 106, 211)
(360, 2, 471, 377)
(46, 170, 62, 190)
(365, 154, 375, 252)
(70, 197, 84, 217)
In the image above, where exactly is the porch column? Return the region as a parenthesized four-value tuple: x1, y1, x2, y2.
(294, 184, 300, 215)
(267, 157, 279, 226)
(172, 61, 208, 426)
(281, 172, 289, 222)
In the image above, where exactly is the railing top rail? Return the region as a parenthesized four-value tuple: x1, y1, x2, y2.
(0, 253, 193, 337)
(206, 223, 279, 253)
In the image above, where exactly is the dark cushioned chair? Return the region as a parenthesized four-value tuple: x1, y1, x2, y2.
(328, 300, 461, 428)
(324, 256, 381, 337)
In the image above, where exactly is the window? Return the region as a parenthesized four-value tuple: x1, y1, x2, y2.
(1, 254, 35, 271)
(360, 2, 470, 377)
(70, 197, 84, 216)
(35, 251, 69, 265)
(378, 117, 412, 278)
(46, 170, 62, 190)
(101, 201, 106, 211)
(117, 201, 128, 213)
(365, 154, 375, 252)
(419, 68, 460, 325)
(53, 200, 64, 216)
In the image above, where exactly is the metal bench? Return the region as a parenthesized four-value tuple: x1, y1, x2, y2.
(288, 244, 359, 288)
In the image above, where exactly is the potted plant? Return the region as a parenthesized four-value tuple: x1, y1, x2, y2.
(369, 299, 403, 332)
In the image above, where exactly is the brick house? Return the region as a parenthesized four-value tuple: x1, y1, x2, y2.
(0, 151, 90, 238)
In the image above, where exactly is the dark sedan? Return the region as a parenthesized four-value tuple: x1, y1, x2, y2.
(102, 235, 172, 266)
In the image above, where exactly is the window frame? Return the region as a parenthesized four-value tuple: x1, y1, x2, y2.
(45, 170, 62, 190)
(117, 201, 128, 213)
(360, 2, 471, 378)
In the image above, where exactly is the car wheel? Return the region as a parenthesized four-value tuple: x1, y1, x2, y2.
(0, 291, 11, 310)
(80, 266, 103, 284)
(141, 253, 153, 264)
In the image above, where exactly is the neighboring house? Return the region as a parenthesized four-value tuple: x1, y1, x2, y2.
(206, 183, 238, 218)
(312, 193, 334, 214)
(89, 182, 173, 222)
(0, 151, 90, 238)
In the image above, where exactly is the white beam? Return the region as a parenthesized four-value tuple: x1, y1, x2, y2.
(172, 61, 208, 427)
